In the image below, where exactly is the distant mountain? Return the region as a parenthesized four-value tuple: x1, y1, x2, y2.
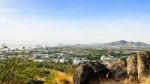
(106, 40, 129, 45)
(102, 40, 150, 48)
(58, 40, 150, 49)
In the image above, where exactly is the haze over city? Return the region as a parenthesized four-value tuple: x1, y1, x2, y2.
(0, 0, 150, 45)
(1, 1, 150, 84)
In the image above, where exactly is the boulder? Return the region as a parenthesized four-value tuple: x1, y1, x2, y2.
(108, 58, 127, 71)
(107, 58, 127, 80)
(73, 64, 95, 84)
(137, 51, 150, 78)
(116, 58, 127, 68)
(87, 62, 110, 78)
(112, 70, 127, 80)
(73, 62, 110, 84)
(127, 54, 138, 80)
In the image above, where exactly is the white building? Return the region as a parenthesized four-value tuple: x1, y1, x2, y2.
(34, 59, 44, 62)
(52, 59, 59, 63)
(73, 58, 80, 65)
(59, 58, 68, 63)
(101, 55, 115, 61)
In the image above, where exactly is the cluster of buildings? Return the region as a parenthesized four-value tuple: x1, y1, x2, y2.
(0, 44, 10, 59)
(32, 52, 128, 65)
(0, 44, 89, 65)
(0, 44, 131, 65)
(100, 55, 116, 61)
(32, 52, 88, 65)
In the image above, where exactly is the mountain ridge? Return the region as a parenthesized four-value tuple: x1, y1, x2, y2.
(59, 40, 150, 49)
(104, 40, 150, 46)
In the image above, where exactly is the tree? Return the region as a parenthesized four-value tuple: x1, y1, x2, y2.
(0, 57, 39, 84)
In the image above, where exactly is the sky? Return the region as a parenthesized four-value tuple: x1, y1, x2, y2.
(0, 0, 150, 45)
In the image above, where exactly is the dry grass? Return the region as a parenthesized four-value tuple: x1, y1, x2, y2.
(122, 79, 139, 84)
(102, 79, 122, 84)
(102, 79, 138, 84)
(36, 68, 150, 84)
(49, 71, 148, 84)
(54, 70, 73, 84)
(34, 69, 73, 84)
(139, 77, 150, 84)
(44, 69, 73, 84)
(101, 77, 150, 84)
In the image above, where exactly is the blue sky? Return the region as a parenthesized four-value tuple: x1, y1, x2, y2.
(0, 0, 150, 44)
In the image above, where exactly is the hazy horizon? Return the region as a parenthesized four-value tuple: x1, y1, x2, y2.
(0, 0, 150, 44)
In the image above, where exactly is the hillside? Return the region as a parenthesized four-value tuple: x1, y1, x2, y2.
(102, 40, 150, 48)
(59, 40, 150, 49)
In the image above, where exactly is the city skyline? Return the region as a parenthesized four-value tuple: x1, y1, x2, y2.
(0, 0, 150, 44)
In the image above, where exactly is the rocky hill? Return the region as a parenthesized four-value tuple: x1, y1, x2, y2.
(73, 51, 150, 84)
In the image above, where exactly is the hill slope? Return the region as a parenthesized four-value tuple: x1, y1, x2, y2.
(59, 40, 150, 49)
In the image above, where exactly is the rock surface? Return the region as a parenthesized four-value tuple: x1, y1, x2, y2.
(107, 58, 127, 80)
(73, 51, 150, 84)
(127, 54, 138, 80)
(137, 51, 150, 78)
(73, 62, 110, 84)
(73, 64, 95, 84)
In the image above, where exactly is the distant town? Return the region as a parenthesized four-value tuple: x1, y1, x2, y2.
(1, 40, 149, 65)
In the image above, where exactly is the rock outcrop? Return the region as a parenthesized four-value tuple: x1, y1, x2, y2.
(73, 62, 110, 84)
(73, 64, 95, 84)
(108, 58, 127, 71)
(87, 62, 110, 78)
(107, 58, 127, 80)
(137, 51, 150, 78)
(73, 51, 150, 84)
(127, 54, 138, 80)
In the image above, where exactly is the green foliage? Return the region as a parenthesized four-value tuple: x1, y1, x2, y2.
(0, 57, 76, 84)
(0, 58, 41, 83)
(45, 70, 57, 84)
(38, 61, 78, 75)
(38, 69, 50, 77)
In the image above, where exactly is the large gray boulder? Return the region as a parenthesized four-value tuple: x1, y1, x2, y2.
(73, 62, 110, 84)
(73, 64, 95, 84)
(87, 62, 110, 78)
